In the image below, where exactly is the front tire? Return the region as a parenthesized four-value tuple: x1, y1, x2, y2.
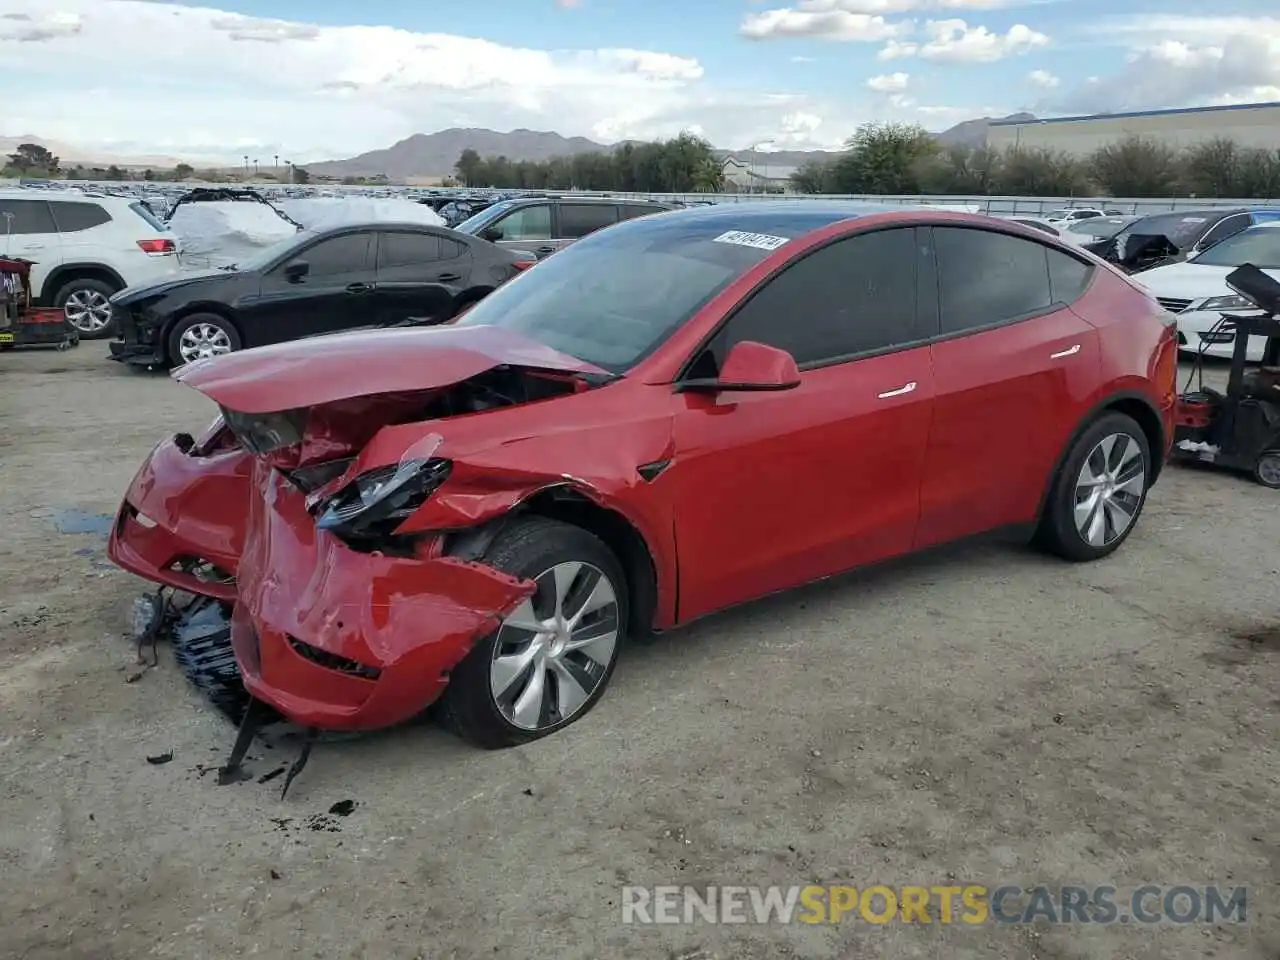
(55, 277, 119, 339)
(167, 313, 242, 366)
(1254, 451, 1280, 489)
(438, 517, 628, 749)
(1038, 412, 1151, 562)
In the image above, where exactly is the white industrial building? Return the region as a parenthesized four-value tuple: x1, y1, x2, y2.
(987, 101, 1280, 156)
(720, 155, 797, 192)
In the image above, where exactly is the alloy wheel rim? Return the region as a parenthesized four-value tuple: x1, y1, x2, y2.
(63, 289, 112, 332)
(178, 323, 233, 363)
(1073, 433, 1146, 547)
(1257, 454, 1280, 487)
(489, 560, 619, 731)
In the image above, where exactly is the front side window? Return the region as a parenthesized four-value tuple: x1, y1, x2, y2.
(934, 226, 1053, 334)
(492, 204, 552, 241)
(718, 227, 922, 365)
(0, 198, 56, 235)
(288, 232, 372, 280)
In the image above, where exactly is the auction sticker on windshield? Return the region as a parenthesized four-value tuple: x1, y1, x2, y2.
(712, 231, 790, 251)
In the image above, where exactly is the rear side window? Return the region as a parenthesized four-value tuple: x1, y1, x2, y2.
(559, 203, 618, 239)
(934, 227, 1051, 334)
(50, 200, 112, 232)
(295, 232, 372, 279)
(440, 237, 467, 259)
(1048, 249, 1093, 305)
(618, 204, 666, 221)
(379, 231, 443, 268)
(0, 198, 56, 235)
(721, 226, 921, 365)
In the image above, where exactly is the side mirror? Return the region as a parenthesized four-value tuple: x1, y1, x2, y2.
(679, 341, 802, 393)
(283, 259, 309, 282)
(481, 226, 503, 243)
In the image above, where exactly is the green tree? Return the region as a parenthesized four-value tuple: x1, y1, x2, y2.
(6, 142, 59, 175)
(292, 166, 310, 184)
(1089, 136, 1181, 197)
(998, 147, 1087, 197)
(174, 162, 194, 180)
(829, 122, 938, 195)
(455, 148, 482, 187)
(914, 145, 1004, 195)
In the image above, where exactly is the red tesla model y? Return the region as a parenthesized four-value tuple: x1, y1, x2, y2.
(108, 202, 1178, 746)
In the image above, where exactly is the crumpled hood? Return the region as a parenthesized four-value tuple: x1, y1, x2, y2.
(173, 323, 609, 413)
(113, 268, 228, 304)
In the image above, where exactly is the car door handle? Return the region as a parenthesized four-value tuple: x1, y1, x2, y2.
(19, 242, 43, 250)
(434, 273, 461, 282)
(345, 282, 372, 294)
(1050, 344, 1081, 359)
(535, 246, 556, 255)
(877, 381, 917, 399)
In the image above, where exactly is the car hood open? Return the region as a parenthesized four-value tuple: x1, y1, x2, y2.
(173, 323, 610, 413)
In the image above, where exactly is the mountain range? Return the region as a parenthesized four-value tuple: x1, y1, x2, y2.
(297, 113, 1039, 180)
(3, 113, 1035, 179)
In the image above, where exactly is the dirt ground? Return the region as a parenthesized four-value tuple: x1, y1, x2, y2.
(0, 344, 1277, 960)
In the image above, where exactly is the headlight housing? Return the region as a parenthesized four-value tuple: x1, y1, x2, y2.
(312, 458, 451, 542)
(1198, 294, 1253, 312)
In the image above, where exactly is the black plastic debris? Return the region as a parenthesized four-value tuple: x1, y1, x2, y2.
(257, 767, 287, 785)
(328, 800, 356, 817)
(170, 597, 252, 723)
(146, 751, 174, 765)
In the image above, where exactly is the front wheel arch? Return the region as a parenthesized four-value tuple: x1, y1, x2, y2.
(165, 310, 244, 366)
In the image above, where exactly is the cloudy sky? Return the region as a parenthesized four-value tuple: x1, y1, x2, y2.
(2, 0, 1279, 163)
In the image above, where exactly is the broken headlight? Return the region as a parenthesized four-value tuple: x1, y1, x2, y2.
(313, 458, 452, 541)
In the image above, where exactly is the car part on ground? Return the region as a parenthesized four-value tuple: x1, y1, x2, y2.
(0, 256, 80, 351)
(1171, 263, 1280, 487)
(108, 202, 1175, 761)
(108, 220, 528, 367)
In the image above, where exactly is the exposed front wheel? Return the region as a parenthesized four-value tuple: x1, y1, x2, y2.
(1038, 412, 1151, 562)
(55, 278, 119, 339)
(439, 517, 627, 748)
(167, 313, 242, 366)
(1254, 451, 1280, 489)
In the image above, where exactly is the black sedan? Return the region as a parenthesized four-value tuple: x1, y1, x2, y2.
(108, 221, 535, 367)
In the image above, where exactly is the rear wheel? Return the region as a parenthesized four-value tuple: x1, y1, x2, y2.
(168, 313, 242, 366)
(1254, 451, 1280, 489)
(438, 517, 627, 748)
(55, 277, 119, 339)
(1038, 412, 1151, 562)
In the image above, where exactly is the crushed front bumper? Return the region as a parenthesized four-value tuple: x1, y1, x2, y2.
(109, 338, 165, 366)
(230, 466, 535, 731)
(107, 435, 250, 600)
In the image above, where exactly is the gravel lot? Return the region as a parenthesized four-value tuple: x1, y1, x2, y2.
(1, 345, 1277, 960)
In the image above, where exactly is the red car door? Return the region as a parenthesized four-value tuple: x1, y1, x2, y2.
(917, 225, 1102, 548)
(667, 226, 937, 622)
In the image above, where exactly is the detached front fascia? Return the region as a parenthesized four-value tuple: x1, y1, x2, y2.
(232, 461, 535, 730)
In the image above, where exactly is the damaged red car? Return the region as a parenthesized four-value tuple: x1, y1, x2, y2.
(109, 202, 1177, 748)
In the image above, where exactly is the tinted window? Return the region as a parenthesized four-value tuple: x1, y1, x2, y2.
(1047, 249, 1093, 304)
(441, 237, 467, 259)
(0, 198, 56, 235)
(1193, 227, 1280, 269)
(721, 227, 920, 365)
(493, 204, 551, 241)
(618, 204, 667, 221)
(50, 200, 111, 232)
(559, 204, 618, 239)
(1199, 214, 1248, 250)
(379, 231, 442, 268)
(935, 227, 1051, 334)
(294, 232, 372, 279)
(454, 214, 823, 372)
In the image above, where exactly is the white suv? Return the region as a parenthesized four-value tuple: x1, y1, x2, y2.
(0, 189, 183, 338)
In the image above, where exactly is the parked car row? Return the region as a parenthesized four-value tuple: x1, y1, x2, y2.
(109, 202, 1176, 753)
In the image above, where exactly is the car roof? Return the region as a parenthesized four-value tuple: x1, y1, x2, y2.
(639, 199, 903, 234)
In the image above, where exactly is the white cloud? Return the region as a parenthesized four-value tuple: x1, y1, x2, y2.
(1027, 68, 1059, 88)
(897, 19, 1050, 62)
(1056, 17, 1280, 113)
(0, 0, 878, 161)
(867, 71, 911, 92)
(740, 0, 1047, 41)
(790, 54, 818, 62)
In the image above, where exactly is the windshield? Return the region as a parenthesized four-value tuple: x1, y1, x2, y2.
(1069, 218, 1130, 238)
(1193, 227, 1280, 269)
(235, 228, 312, 272)
(455, 200, 514, 235)
(453, 211, 832, 372)
(1116, 212, 1214, 249)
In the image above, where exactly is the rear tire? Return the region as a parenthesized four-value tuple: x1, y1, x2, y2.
(1254, 451, 1280, 489)
(1037, 412, 1151, 562)
(55, 277, 119, 339)
(167, 313, 242, 366)
(438, 517, 628, 749)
